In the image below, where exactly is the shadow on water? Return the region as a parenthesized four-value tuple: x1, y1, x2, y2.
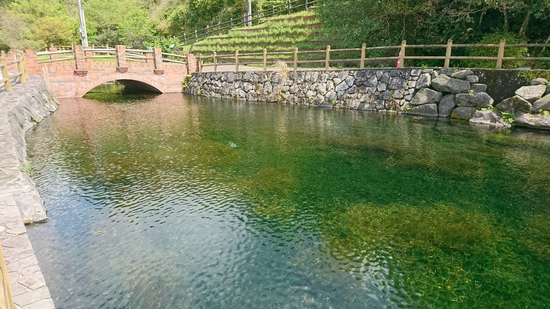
(83, 82, 159, 103)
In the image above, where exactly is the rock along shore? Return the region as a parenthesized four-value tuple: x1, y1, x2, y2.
(0, 76, 57, 308)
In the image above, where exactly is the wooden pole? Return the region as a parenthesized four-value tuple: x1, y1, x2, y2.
(496, 38, 506, 69)
(444, 39, 453, 68)
(18, 53, 27, 83)
(360, 43, 366, 69)
(235, 50, 239, 72)
(1, 51, 12, 92)
(325, 45, 330, 69)
(199, 54, 203, 73)
(399, 40, 406, 68)
(263, 48, 267, 72)
(294, 47, 298, 73)
(213, 52, 217, 72)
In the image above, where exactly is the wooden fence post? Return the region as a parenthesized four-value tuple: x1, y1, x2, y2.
(230, 18, 233, 29)
(496, 38, 506, 69)
(218, 22, 221, 35)
(325, 45, 331, 69)
(235, 50, 239, 72)
(18, 52, 27, 83)
(213, 52, 217, 72)
(1, 51, 12, 92)
(360, 43, 366, 69)
(306, 0, 309, 10)
(444, 39, 453, 68)
(399, 40, 406, 68)
(263, 48, 267, 72)
(288, 0, 291, 14)
(272, 5, 275, 16)
(257, 10, 261, 24)
(194, 29, 198, 42)
(294, 47, 298, 73)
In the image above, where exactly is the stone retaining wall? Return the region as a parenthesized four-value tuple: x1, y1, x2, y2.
(186, 68, 550, 130)
(0, 76, 57, 308)
(184, 68, 490, 117)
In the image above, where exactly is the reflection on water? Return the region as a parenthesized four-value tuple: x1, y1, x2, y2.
(26, 94, 550, 308)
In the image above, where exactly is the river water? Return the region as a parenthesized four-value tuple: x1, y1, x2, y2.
(26, 93, 549, 308)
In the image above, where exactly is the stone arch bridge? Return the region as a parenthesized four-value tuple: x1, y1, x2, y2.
(25, 45, 197, 98)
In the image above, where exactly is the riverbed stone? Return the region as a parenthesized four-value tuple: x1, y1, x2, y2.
(515, 85, 546, 102)
(451, 69, 474, 80)
(532, 94, 550, 113)
(438, 94, 456, 118)
(515, 113, 550, 130)
(410, 88, 442, 105)
(432, 74, 471, 93)
(496, 96, 532, 114)
(455, 92, 493, 108)
(451, 107, 477, 120)
(469, 110, 511, 128)
(407, 104, 438, 117)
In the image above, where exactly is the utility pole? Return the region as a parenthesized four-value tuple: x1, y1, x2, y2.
(78, 0, 88, 47)
(247, 0, 252, 26)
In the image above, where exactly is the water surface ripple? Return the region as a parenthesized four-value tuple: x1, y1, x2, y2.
(26, 94, 550, 308)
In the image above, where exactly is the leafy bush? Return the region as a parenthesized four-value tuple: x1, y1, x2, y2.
(464, 32, 529, 69)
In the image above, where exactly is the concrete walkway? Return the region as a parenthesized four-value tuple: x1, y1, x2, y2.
(0, 78, 56, 308)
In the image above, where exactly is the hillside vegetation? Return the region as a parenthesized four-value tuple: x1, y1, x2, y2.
(189, 10, 329, 55)
(0, 0, 549, 68)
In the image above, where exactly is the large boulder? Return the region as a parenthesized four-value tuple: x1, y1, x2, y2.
(410, 88, 443, 105)
(438, 94, 456, 118)
(515, 113, 550, 130)
(407, 103, 438, 117)
(530, 78, 548, 85)
(496, 96, 532, 114)
(415, 73, 431, 89)
(469, 110, 511, 128)
(532, 94, 550, 113)
(515, 85, 546, 102)
(451, 69, 474, 80)
(471, 83, 487, 93)
(451, 107, 477, 120)
(455, 92, 494, 108)
(432, 75, 471, 93)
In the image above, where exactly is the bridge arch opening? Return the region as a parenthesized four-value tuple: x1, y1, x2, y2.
(81, 78, 164, 98)
(83, 80, 163, 101)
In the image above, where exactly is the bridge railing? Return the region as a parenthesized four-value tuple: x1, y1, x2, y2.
(0, 51, 28, 92)
(198, 39, 550, 72)
(35, 46, 187, 65)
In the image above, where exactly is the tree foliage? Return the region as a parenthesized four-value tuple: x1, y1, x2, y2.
(317, 0, 550, 49)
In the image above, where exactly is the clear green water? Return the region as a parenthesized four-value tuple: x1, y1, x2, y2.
(26, 93, 550, 308)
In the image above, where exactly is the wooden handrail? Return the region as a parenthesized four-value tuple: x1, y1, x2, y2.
(199, 39, 550, 72)
(1, 51, 27, 92)
(0, 240, 15, 309)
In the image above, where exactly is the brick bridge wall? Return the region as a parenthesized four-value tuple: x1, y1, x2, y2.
(25, 46, 197, 98)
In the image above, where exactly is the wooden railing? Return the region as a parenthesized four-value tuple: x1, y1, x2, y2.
(0, 51, 28, 92)
(199, 39, 550, 72)
(0, 242, 14, 309)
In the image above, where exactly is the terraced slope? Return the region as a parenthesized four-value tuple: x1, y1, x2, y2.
(188, 10, 330, 55)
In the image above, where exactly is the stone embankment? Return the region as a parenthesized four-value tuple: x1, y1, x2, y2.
(1, 76, 56, 308)
(185, 68, 550, 130)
